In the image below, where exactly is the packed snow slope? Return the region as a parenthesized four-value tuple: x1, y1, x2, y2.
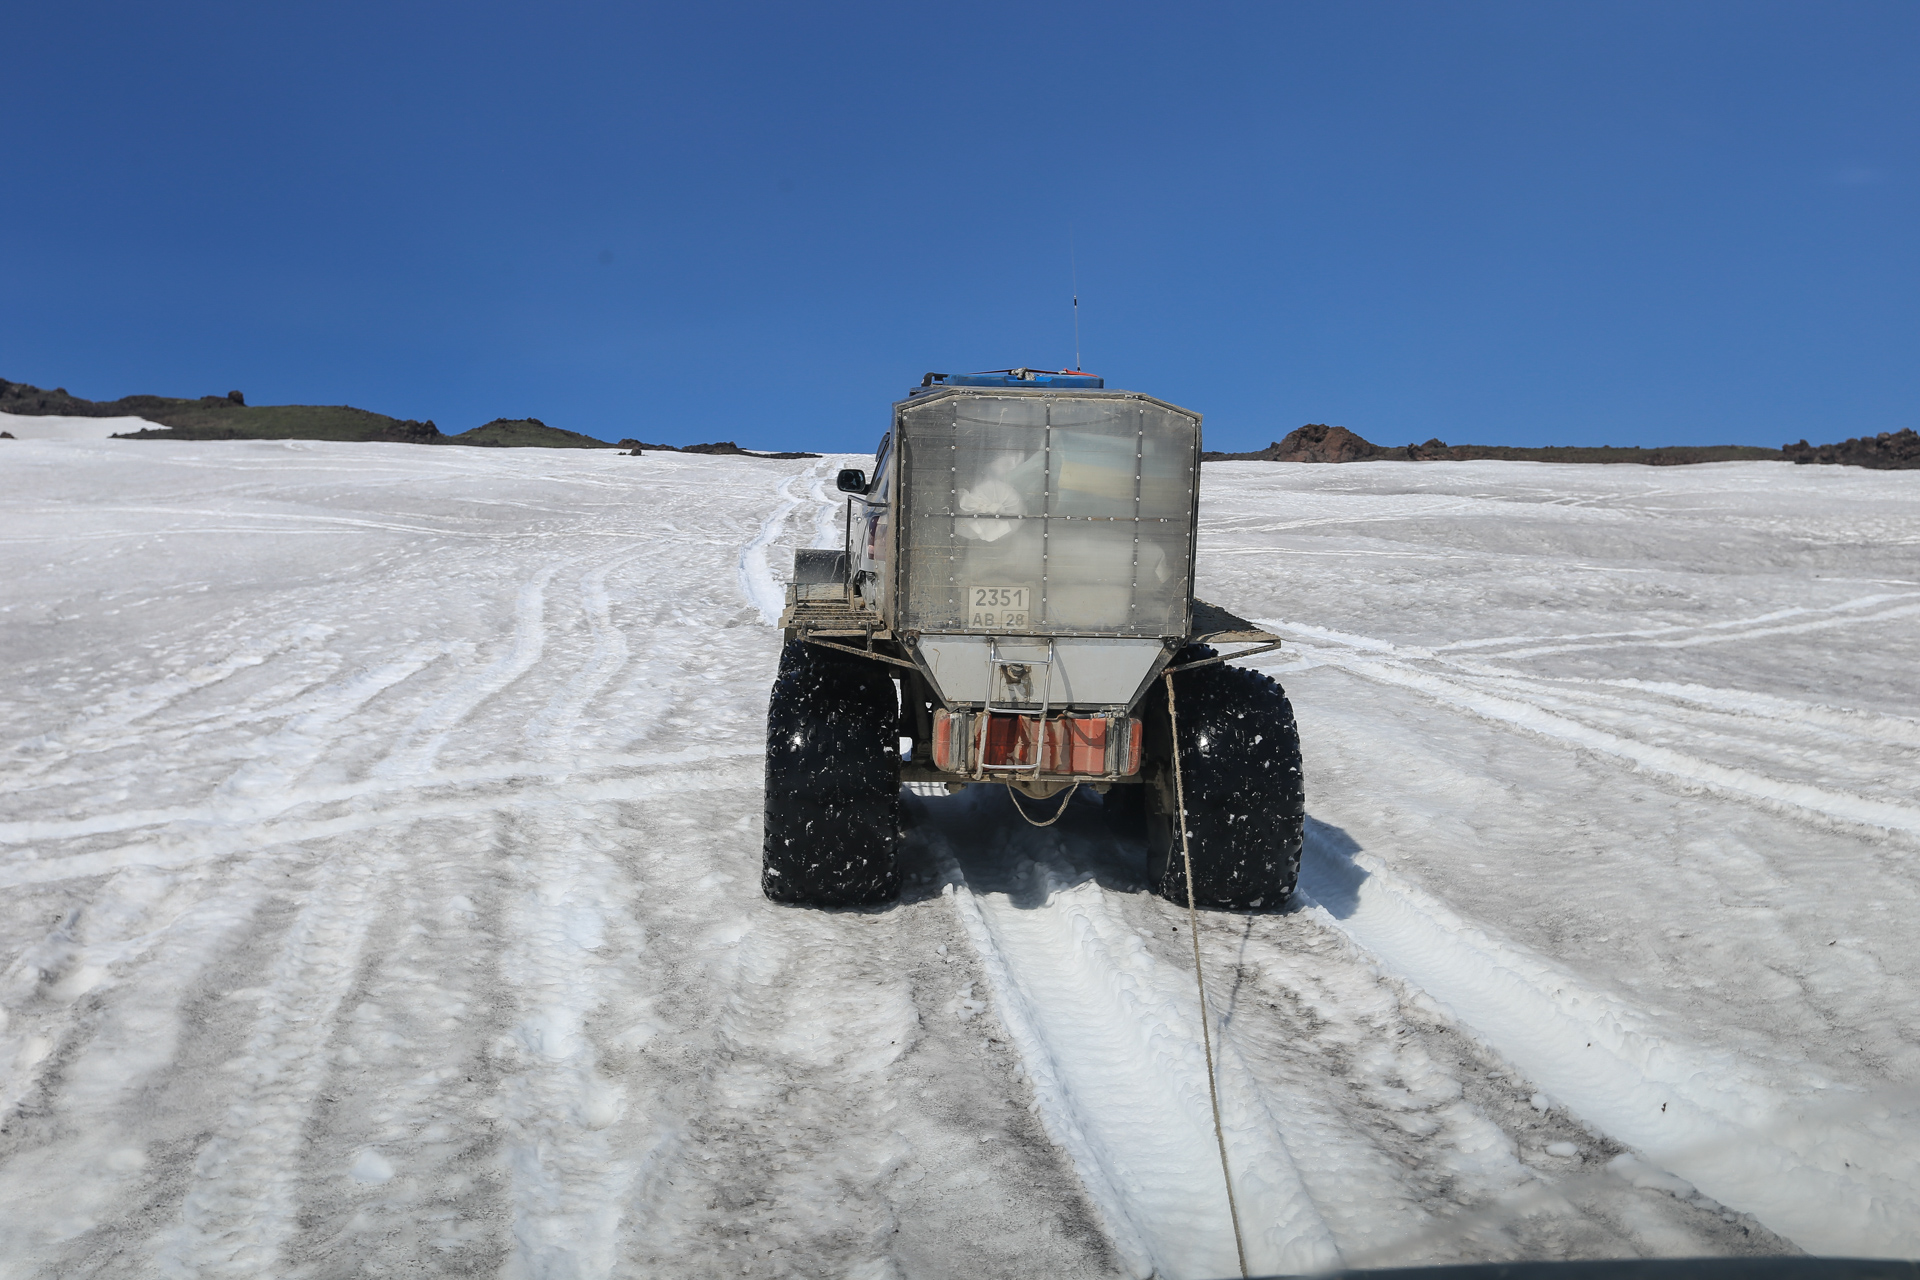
(0, 410, 168, 441)
(1, 435, 1916, 1278)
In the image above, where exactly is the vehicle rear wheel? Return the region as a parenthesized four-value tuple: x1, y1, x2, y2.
(1142, 647, 1304, 910)
(762, 639, 902, 905)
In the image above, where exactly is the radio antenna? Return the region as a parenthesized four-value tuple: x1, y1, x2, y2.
(1070, 227, 1082, 371)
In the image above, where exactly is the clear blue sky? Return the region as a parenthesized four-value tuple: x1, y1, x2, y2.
(4, 1, 1915, 452)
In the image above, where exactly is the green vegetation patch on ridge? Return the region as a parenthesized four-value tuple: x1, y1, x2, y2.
(3, 378, 441, 442)
(7, 378, 667, 450)
(443, 418, 620, 448)
(120, 402, 441, 443)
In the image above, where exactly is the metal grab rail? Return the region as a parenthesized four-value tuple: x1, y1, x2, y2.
(972, 636, 1055, 777)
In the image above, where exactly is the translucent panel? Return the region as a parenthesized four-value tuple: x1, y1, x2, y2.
(896, 392, 1195, 636)
(1043, 523, 1189, 635)
(1137, 404, 1198, 519)
(1043, 521, 1139, 629)
(1129, 526, 1191, 633)
(949, 399, 1047, 543)
(1050, 413, 1141, 517)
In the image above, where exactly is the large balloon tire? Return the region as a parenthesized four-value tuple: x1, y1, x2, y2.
(762, 640, 902, 906)
(1142, 647, 1304, 911)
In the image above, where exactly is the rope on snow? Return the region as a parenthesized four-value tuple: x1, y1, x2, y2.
(1004, 780, 1080, 827)
(1166, 670, 1250, 1279)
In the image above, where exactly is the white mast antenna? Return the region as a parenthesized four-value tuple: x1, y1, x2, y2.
(1070, 227, 1082, 371)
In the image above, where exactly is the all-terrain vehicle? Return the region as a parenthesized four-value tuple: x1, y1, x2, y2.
(764, 368, 1302, 909)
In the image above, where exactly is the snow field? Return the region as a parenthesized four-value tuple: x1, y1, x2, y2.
(1296, 828, 1920, 1256)
(0, 438, 1114, 1277)
(939, 848, 1340, 1278)
(1203, 460, 1920, 1258)
(911, 784, 1782, 1275)
(0, 411, 166, 442)
(0, 436, 1915, 1275)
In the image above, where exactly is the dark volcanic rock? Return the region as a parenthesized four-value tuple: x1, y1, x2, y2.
(1204, 423, 1384, 463)
(0, 377, 190, 420)
(1414, 442, 1782, 465)
(374, 419, 442, 443)
(0, 376, 809, 458)
(1783, 428, 1920, 470)
(1205, 422, 1783, 466)
(443, 418, 611, 448)
(617, 438, 820, 460)
(112, 410, 441, 443)
(5, 377, 441, 443)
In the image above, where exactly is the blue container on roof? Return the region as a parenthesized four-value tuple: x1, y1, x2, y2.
(911, 368, 1104, 396)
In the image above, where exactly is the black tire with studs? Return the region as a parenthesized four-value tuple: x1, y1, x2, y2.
(762, 639, 901, 905)
(1139, 645, 1304, 910)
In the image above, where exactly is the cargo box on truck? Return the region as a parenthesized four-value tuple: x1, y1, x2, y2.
(765, 369, 1302, 909)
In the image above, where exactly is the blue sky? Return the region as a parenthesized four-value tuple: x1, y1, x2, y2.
(4, 1, 1914, 452)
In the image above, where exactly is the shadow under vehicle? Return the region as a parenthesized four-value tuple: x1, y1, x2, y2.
(763, 368, 1301, 909)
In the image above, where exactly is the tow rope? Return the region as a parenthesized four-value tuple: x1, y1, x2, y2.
(1165, 671, 1250, 1279)
(1005, 780, 1080, 827)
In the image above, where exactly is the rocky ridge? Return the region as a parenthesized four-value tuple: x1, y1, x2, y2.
(1783, 428, 1920, 470)
(1204, 424, 1786, 467)
(0, 378, 814, 455)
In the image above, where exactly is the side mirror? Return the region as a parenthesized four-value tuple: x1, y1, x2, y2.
(836, 468, 869, 495)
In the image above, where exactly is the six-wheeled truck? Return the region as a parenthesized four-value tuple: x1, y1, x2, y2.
(764, 368, 1303, 909)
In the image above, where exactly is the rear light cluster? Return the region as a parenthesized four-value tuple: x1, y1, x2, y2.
(931, 710, 1143, 777)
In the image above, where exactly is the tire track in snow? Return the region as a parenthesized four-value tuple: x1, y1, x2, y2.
(7, 559, 491, 809)
(206, 644, 451, 821)
(1436, 671, 1920, 752)
(9, 445, 1043, 1276)
(264, 815, 515, 1274)
(1260, 614, 1920, 836)
(1206, 494, 1481, 538)
(6, 623, 336, 780)
(7, 654, 348, 796)
(0, 742, 760, 851)
(1295, 823, 1920, 1258)
(1286, 644, 1920, 839)
(0, 857, 310, 1265)
(807, 461, 858, 553)
(1274, 592, 1920, 667)
(1419, 668, 1920, 807)
(913, 796, 1755, 1273)
(603, 452, 1128, 1277)
(493, 809, 644, 1280)
(523, 552, 644, 762)
(371, 562, 563, 782)
(1462, 595, 1920, 661)
(738, 460, 831, 627)
(939, 858, 1338, 1279)
(621, 912, 920, 1277)
(1267, 594, 1920, 675)
(153, 838, 386, 1277)
(1, 627, 467, 1258)
(0, 750, 760, 889)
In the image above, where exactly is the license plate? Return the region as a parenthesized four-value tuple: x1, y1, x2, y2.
(968, 585, 1031, 629)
